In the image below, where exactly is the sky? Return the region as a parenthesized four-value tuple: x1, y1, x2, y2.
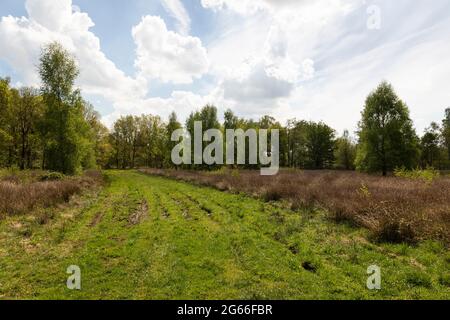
(0, 0, 449, 135)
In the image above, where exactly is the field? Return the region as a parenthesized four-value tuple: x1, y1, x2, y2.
(0, 170, 449, 299)
(140, 168, 450, 245)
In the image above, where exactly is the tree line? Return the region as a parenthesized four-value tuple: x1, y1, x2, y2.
(1, 42, 450, 175)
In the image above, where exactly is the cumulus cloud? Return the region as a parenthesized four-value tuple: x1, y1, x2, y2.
(217, 23, 315, 114)
(0, 0, 211, 126)
(2, 0, 450, 134)
(132, 15, 209, 84)
(0, 0, 147, 103)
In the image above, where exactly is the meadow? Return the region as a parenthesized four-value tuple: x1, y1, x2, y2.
(140, 168, 450, 245)
(0, 170, 449, 299)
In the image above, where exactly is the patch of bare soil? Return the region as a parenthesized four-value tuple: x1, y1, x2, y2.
(89, 212, 104, 227)
(128, 199, 148, 225)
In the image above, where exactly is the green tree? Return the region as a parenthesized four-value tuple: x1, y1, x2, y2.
(286, 119, 309, 168)
(335, 130, 357, 170)
(38, 42, 89, 174)
(110, 115, 139, 169)
(442, 108, 450, 161)
(186, 105, 221, 168)
(166, 112, 182, 167)
(420, 122, 442, 168)
(0, 78, 14, 167)
(82, 101, 111, 169)
(223, 109, 238, 130)
(16, 87, 44, 169)
(138, 114, 166, 168)
(356, 81, 420, 176)
(304, 121, 335, 169)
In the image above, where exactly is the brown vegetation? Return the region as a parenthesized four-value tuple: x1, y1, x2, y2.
(140, 168, 450, 245)
(0, 170, 104, 217)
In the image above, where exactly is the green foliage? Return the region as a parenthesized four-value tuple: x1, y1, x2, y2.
(38, 42, 94, 175)
(186, 105, 221, 169)
(442, 108, 450, 160)
(356, 81, 420, 175)
(166, 112, 182, 167)
(335, 130, 357, 170)
(3, 44, 450, 174)
(405, 271, 432, 288)
(285, 120, 335, 169)
(394, 166, 440, 183)
(304, 122, 336, 169)
(420, 122, 443, 169)
(39, 172, 65, 181)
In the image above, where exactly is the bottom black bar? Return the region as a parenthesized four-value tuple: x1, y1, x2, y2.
(0, 300, 446, 318)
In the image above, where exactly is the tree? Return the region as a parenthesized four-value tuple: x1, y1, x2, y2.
(138, 114, 166, 168)
(420, 122, 442, 168)
(0, 78, 14, 167)
(166, 112, 182, 167)
(110, 115, 139, 169)
(83, 102, 111, 169)
(38, 42, 89, 174)
(356, 81, 420, 176)
(286, 119, 309, 168)
(16, 88, 44, 169)
(186, 105, 221, 168)
(335, 130, 357, 170)
(442, 108, 450, 161)
(223, 109, 238, 130)
(304, 121, 335, 169)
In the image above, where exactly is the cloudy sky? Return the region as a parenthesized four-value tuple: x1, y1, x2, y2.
(1, 0, 449, 135)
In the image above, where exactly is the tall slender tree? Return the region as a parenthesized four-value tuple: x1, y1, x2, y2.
(442, 108, 450, 161)
(38, 42, 88, 174)
(335, 130, 357, 170)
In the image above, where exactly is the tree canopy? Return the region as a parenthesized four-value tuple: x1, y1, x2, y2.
(1, 45, 450, 175)
(356, 81, 420, 175)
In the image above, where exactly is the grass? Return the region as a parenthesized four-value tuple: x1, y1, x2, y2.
(140, 168, 450, 245)
(0, 170, 448, 299)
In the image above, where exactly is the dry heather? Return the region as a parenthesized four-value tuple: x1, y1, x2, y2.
(0, 170, 104, 217)
(140, 168, 450, 245)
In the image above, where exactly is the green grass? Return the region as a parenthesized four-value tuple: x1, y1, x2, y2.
(0, 170, 448, 299)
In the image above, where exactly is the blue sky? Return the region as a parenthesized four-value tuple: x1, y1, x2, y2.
(1, 0, 450, 134)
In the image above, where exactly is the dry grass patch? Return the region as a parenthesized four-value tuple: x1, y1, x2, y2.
(140, 168, 450, 245)
(0, 170, 104, 217)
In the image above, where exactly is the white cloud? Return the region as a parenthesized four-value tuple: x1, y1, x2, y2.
(2, 0, 450, 134)
(25, 0, 73, 31)
(160, 0, 191, 35)
(0, 0, 210, 127)
(132, 16, 209, 84)
(201, 0, 265, 14)
(0, 0, 147, 105)
(200, 0, 343, 15)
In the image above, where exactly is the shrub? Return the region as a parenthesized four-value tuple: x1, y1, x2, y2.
(394, 166, 440, 183)
(0, 170, 104, 217)
(39, 172, 65, 181)
(374, 219, 417, 244)
(262, 188, 282, 202)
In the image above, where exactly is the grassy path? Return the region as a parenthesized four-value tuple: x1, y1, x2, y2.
(0, 170, 448, 299)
